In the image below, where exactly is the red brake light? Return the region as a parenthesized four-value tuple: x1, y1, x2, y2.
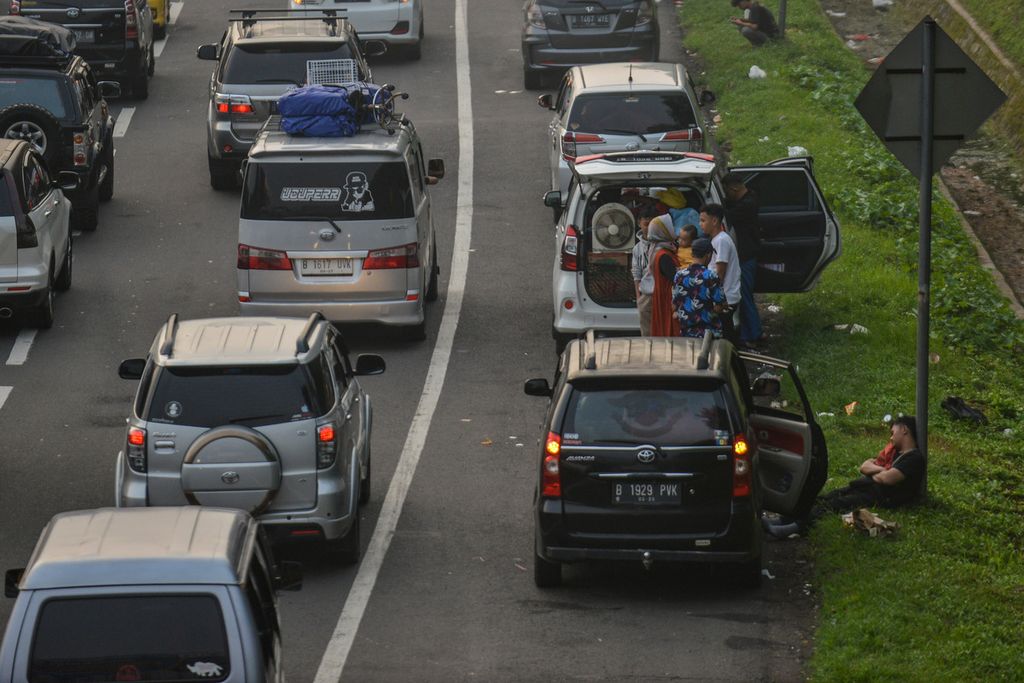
(661, 129, 693, 141)
(561, 132, 603, 162)
(363, 242, 419, 270)
(124, 0, 138, 40)
(573, 133, 604, 143)
(542, 431, 561, 498)
(732, 434, 751, 498)
(560, 225, 578, 271)
(216, 102, 230, 114)
(316, 423, 338, 469)
(237, 244, 293, 271)
(231, 103, 254, 114)
(318, 424, 335, 443)
(128, 427, 145, 447)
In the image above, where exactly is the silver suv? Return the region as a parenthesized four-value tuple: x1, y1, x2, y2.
(197, 9, 379, 190)
(2, 507, 302, 682)
(237, 117, 445, 341)
(115, 313, 385, 563)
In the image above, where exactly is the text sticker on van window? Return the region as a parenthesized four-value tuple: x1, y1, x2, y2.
(280, 187, 342, 202)
(165, 401, 183, 419)
(340, 171, 376, 212)
(714, 429, 730, 446)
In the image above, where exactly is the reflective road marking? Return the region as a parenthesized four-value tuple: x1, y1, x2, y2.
(0, 386, 11, 412)
(6, 329, 37, 366)
(113, 107, 135, 138)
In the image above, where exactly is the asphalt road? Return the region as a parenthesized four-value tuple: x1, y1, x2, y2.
(0, 1, 813, 680)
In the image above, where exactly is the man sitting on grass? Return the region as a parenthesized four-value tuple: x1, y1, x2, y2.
(764, 416, 927, 538)
(729, 0, 781, 47)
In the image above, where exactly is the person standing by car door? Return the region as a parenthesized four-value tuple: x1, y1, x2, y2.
(646, 214, 680, 336)
(673, 238, 726, 338)
(722, 172, 764, 345)
(700, 203, 741, 344)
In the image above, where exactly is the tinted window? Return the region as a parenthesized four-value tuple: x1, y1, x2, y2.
(222, 42, 357, 85)
(23, 155, 50, 212)
(562, 385, 731, 446)
(0, 172, 14, 216)
(738, 169, 821, 213)
(30, 595, 230, 683)
(0, 77, 67, 119)
(145, 364, 325, 427)
(568, 93, 697, 135)
(242, 161, 413, 221)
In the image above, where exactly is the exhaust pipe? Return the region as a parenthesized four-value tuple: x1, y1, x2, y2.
(0, 307, 12, 319)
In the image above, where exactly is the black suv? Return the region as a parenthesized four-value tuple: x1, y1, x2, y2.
(0, 18, 119, 231)
(13, 0, 155, 98)
(524, 333, 828, 587)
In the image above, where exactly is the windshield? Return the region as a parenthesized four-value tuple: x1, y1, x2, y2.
(0, 77, 67, 119)
(568, 93, 697, 136)
(30, 595, 230, 683)
(242, 161, 414, 221)
(222, 42, 358, 84)
(562, 385, 731, 446)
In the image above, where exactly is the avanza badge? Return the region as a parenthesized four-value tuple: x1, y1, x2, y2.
(280, 187, 342, 202)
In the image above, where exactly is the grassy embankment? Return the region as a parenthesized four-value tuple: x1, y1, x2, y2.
(679, 1, 1024, 680)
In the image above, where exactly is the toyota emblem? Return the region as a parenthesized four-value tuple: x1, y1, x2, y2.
(586, 5, 594, 12)
(220, 471, 240, 485)
(66, 7, 81, 18)
(319, 229, 336, 241)
(636, 448, 656, 464)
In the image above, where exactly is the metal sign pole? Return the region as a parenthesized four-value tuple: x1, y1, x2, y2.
(916, 18, 936, 487)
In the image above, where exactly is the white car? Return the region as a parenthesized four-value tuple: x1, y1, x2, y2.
(546, 152, 842, 351)
(289, 0, 425, 60)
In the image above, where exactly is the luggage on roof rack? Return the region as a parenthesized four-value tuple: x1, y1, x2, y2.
(278, 83, 409, 138)
(0, 16, 76, 61)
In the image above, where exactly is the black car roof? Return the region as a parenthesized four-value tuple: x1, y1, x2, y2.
(565, 335, 732, 383)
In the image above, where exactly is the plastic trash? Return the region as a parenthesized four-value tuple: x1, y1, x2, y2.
(748, 65, 767, 79)
(882, 414, 893, 423)
(825, 9, 847, 17)
(873, 0, 893, 9)
(832, 323, 869, 334)
(844, 401, 859, 416)
(787, 146, 809, 156)
(767, 304, 782, 314)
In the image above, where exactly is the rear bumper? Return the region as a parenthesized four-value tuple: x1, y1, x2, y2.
(239, 297, 423, 326)
(522, 29, 658, 70)
(0, 286, 47, 311)
(208, 118, 258, 162)
(552, 271, 639, 336)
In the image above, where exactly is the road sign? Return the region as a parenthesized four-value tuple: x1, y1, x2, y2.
(855, 17, 1006, 179)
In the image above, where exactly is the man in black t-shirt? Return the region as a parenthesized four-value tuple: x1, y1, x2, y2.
(722, 172, 763, 345)
(730, 0, 781, 47)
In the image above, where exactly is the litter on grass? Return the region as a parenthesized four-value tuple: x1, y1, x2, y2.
(761, 569, 776, 580)
(873, 0, 893, 9)
(844, 401, 859, 416)
(748, 65, 767, 79)
(832, 323, 869, 334)
(787, 145, 809, 156)
(767, 304, 782, 314)
(825, 9, 846, 17)
(842, 508, 899, 537)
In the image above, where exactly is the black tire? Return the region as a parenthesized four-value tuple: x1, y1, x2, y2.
(0, 103, 61, 166)
(401, 318, 427, 342)
(405, 23, 423, 61)
(34, 270, 55, 330)
(326, 511, 361, 565)
(71, 181, 100, 232)
(133, 61, 150, 100)
(523, 68, 544, 91)
(147, 42, 155, 77)
(534, 550, 562, 588)
(358, 448, 371, 506)
(424, 242, 439, 302)
(209, 156, 238, 191)
(54, 237, 72, 292)
(98, 140, 114, 202)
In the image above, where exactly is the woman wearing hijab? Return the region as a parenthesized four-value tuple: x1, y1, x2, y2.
(646, 214, 680, 336)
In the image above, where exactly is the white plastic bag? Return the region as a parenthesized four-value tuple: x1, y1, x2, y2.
(748, 65, 767, 79)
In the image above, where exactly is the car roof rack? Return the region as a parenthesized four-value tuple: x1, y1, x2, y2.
(296, 312, 325, 354)
(696, 330, 714, 370)
(228, 8, 345, 30)
(159, 313, 179, 358)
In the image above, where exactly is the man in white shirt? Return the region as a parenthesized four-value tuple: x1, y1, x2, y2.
(700, 203, 741, 344)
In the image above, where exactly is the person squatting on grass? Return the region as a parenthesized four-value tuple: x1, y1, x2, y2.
(700, 203, 742, 344)
(763, 416, 927, 538)
(673, 237, 727, 338)
(729, 0, 781, 47)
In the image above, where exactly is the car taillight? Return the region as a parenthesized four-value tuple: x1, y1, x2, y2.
(124, 0, 138, 41)
(732, 434, 751, 497)
(316, 423, 337, 469)
(73, 132, 87, 166)
(9, 1, 20, 15)
(237, 244, 293, 271)
(127, 427, 147, 473)
(542, 431, 561, 498)
(560, 224, 578, 271)
(661, 129, 699, 141)
(214, 94, 256, 118)
(363, 242, 419, 270)
(561, 132, 604, 162)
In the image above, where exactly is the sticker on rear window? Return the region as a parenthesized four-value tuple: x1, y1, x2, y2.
(280, 187, 342, 202)
(341, 171, 375, 212)
(714, 429, 730, 446)
(165, 401, 183, 419)
(186, 661, 224, 678)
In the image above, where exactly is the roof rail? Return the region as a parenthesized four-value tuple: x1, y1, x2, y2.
(296, 312, 325, 354)
(696, 330, 713, 370)
(583, 329, 597, 370)
(228, 8, 343, 29)
(0, 54, 72, 68)
(159, 313, 179, 358)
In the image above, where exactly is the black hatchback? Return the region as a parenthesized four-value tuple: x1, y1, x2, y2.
(523, 334, 827, 587)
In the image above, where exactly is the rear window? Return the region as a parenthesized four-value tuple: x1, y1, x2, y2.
(562, 385, 731, 446)
(568, 93, 697, 135)
(222, 42, 357, 85)
(242, 161, 414, 221)
(144, 362, 330, 428)
(0, 77, 68, 119)
(29, 595, 230, 683)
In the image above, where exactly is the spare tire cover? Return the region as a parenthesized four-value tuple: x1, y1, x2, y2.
(181, 425, 282, 514)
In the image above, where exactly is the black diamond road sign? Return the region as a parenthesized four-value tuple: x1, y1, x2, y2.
(855, 17, 1007, 179)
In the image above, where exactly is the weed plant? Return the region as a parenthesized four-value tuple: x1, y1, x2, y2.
(679, 1, 1024, 680)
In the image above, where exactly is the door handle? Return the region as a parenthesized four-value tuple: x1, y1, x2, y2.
(44, 210, 53, 217)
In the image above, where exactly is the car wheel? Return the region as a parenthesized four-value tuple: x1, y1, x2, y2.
(147, 42, 156, 77)
(405, 23, 423, 61)
(401, 317, 427, 342)
(98, 141, 114, 202)
(523, 68, 544, 91)
(209, 156, 239, 191)
(0, 103, 61, 167)
(71, 181, 100, 232)
(359, 448, 371, 506)
(424, 242, 439, 302)
(54, 237, 72, 292)
(534, 550, 562, 588)
(34, 270, 55, 330)
(326, 510, 361, 565)
(132, 63, 150, 101)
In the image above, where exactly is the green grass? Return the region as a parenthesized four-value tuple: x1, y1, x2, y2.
(679, 1, 1024, 680)
(946, 0, 1024, 72)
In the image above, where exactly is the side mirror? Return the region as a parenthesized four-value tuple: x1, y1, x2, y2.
(4, 568, 24, 598)
(354, 353, 386, 376)
(362, 40, 387, 58)
(427, 158, 445, 180)
(751, 375, 782, 398)
(273, 561, 303, 592)
(537, 94, 554, 110)
(118, 358, 145, 380)
(56, 171, 79, 192)
(98, 81, 121, 99)
(196, 44, 219, 61)
(542, 190, 561, 208)
(523, 378, 552, 397)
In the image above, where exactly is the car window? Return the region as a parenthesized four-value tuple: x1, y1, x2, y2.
(73, 73, 93, 113)
(555, 75, 572, 117)
(308, 352, 336, 409)
(744, 358, 808, 422)
(540, 0, 639, 6)
(568, 93, 697, 135)
(242, 161, 414, 221)
(407, 150, 424, 201)
(0, 76, 68, 119)
(325, 345, 348, 390)
(245, 551, 280, 665)
(144, 364, 326, 427)
(736, 168, 822, 213)
(0, 172, 14, 216)
(29, 595, 230, 683)
(22, 155, 50, 212)
(221, 42, 359, 85)
(561, 384, 731, 446)
(134, 360, 156, 418)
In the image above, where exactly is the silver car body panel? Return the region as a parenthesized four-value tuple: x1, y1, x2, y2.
(288, 0, 423, 45)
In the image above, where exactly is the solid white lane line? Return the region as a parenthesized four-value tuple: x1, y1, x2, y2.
(0, 386, 11, 411)
(6, 329, 37, 366)
(170, 1, 184, 25)
(154, 38, 167, 59)
(312, 0, 475, 680)
(113, 107, 135, 138)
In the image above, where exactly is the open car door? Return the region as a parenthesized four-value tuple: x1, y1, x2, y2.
(728, 157, 841, 293)
(740, 351, 828, 517)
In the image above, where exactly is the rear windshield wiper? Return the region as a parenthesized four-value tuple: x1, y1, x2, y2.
(600, 129, 648, 142)
(304, 216, 343, 233)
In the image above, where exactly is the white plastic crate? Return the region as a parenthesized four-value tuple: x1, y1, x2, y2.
(305, 58, 358, 85)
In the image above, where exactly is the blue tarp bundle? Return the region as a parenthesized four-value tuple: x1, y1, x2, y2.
(278, 83, 387, 137)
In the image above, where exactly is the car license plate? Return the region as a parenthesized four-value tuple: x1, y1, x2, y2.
(300, 258, 352, 276)
(613, 482, 681, 505)
(71, 29, 95, 44)
(570, 13, 611, 28)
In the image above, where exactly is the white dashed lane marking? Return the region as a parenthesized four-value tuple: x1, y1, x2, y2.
(6, 329, 37, 366)
(170, 1, 183, 24)
(0, 386, 11, 411)
(113, 107, 135, 138)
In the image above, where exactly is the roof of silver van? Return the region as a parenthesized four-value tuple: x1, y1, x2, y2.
(564, 336, 731, 382)
(574, 62, 684, 91)
(151, 316, 326, 367)
(18, 507, 255, 591)
(250, 117, 414, 159)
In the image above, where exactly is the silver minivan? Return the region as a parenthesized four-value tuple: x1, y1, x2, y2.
(237, 117, 444, 340)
